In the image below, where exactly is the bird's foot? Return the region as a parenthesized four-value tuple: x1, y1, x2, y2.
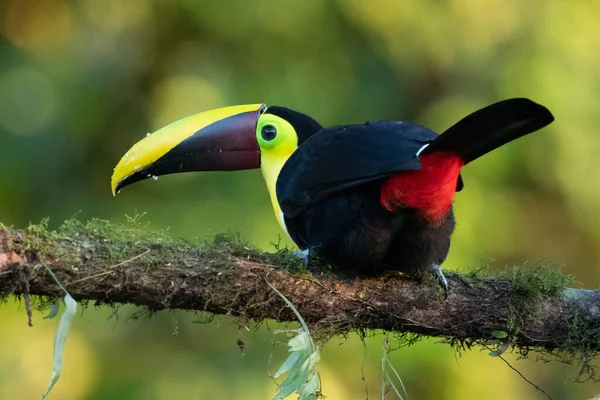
(430, 264, 448, 296)
(292, 249, 310, 265)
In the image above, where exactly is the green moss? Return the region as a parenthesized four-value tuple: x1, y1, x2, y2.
(505, 264, 573, 300)
(4, 217, 597, 381)
(6, 218, 577, 319)
(502, 265, 574, 332)
(197, 231, 313, 274)
(57, 214, 194, 266)
(19, 215, 306, 272)
(446, 268, 489, 288)
(2, 215, 322, 328)
(19, 218, 79, 266)
(8, 215, 313, 287)
(391, 263, 585, 379)
(444, 263, 573, 333)
(559, 313, 600, 382)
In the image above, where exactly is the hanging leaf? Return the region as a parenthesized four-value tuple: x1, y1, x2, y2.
(41, 293, 78, 400)
(44, 300, 60, 320)
(274, 349, 307, 379)
(288, 331, 312, 352)
(492, 330, 508, 339)
(298, 373, 319, 400)
(267, 282, 321, 400)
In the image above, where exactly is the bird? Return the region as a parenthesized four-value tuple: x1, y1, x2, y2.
(111, 98, 554, 291)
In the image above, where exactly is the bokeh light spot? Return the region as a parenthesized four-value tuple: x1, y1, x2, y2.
(151, 75, 225, 129)
(80, 0, 150, 31)
(0, 68, 57, 136)
(1, 0, 71, 53)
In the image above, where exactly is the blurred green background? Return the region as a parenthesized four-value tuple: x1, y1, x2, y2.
(1, 0, 600, 399)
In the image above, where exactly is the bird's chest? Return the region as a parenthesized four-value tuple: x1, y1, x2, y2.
(284, 183, 454, 275)
(283, 184, 397, 269)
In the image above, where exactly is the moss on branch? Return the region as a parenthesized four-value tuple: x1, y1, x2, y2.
(1, 217, 599, 381)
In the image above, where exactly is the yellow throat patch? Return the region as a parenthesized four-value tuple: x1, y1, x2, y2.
(255, 112, 299, 234)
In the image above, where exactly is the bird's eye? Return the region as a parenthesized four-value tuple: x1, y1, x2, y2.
(261, 125, 277, 141)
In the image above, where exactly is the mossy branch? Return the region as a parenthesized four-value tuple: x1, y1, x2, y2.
(1, 218, 600, 379)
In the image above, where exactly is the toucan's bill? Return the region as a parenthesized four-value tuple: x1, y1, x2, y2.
(111, 104, 266, 195)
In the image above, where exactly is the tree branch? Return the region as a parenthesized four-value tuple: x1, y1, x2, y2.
(1, 219, 599, 373)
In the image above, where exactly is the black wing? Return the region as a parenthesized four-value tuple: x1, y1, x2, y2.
(276, 121, 439, 218)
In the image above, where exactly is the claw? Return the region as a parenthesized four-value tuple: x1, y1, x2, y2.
(293, 249, 310, 265)
(430, 264, 448, 294)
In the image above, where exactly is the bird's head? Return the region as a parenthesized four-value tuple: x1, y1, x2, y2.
(111, 104, 322, 196)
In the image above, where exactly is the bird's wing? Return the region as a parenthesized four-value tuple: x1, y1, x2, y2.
(276, 121, 438, 218)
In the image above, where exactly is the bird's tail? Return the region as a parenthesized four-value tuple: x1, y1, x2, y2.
(421, 98, 554, 165)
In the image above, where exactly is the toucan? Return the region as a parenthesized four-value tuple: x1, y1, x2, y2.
(111, 99, 554, 290)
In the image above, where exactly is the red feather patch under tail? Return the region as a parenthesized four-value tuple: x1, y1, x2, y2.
(380, 152, 464, 223)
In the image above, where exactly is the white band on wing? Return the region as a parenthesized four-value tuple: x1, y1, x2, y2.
(416, 144, 429, 157)
(279, 210, 291, 239)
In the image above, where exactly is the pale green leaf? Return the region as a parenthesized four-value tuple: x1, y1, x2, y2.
(41, 294, 77, 400)
(385, 359, 407, 398)
(300, 348, 321, 372)
(288, 331, 311, 352)
(266, 283, 314, 353)
(298, 373, 319, 399)
(267, 282, 321, 399)
(492, 330, 508, 339)
(44, 300, 60, 320)
(496, 343, 509, 355)
(274, 349, 307, 378)
(381, 338, 408, 400)
(274, 366, 312, 400)
(489, 342, 509, 357)
(385, 371, 406, 400)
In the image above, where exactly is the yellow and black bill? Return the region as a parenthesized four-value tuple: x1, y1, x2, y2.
(111, 104, 266, 195)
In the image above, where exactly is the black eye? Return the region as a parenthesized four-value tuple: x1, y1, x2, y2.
(261, 125, 277, 141)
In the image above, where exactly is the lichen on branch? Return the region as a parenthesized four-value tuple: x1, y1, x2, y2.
(1, 217, 600, 381)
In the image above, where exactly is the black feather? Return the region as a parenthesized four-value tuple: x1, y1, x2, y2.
(423, 98, 554, 164)
(265, 106, 323, 145)
(276, 121, 438, 218)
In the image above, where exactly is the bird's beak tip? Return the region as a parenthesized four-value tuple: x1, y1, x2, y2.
(110, 174, 122, 196)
